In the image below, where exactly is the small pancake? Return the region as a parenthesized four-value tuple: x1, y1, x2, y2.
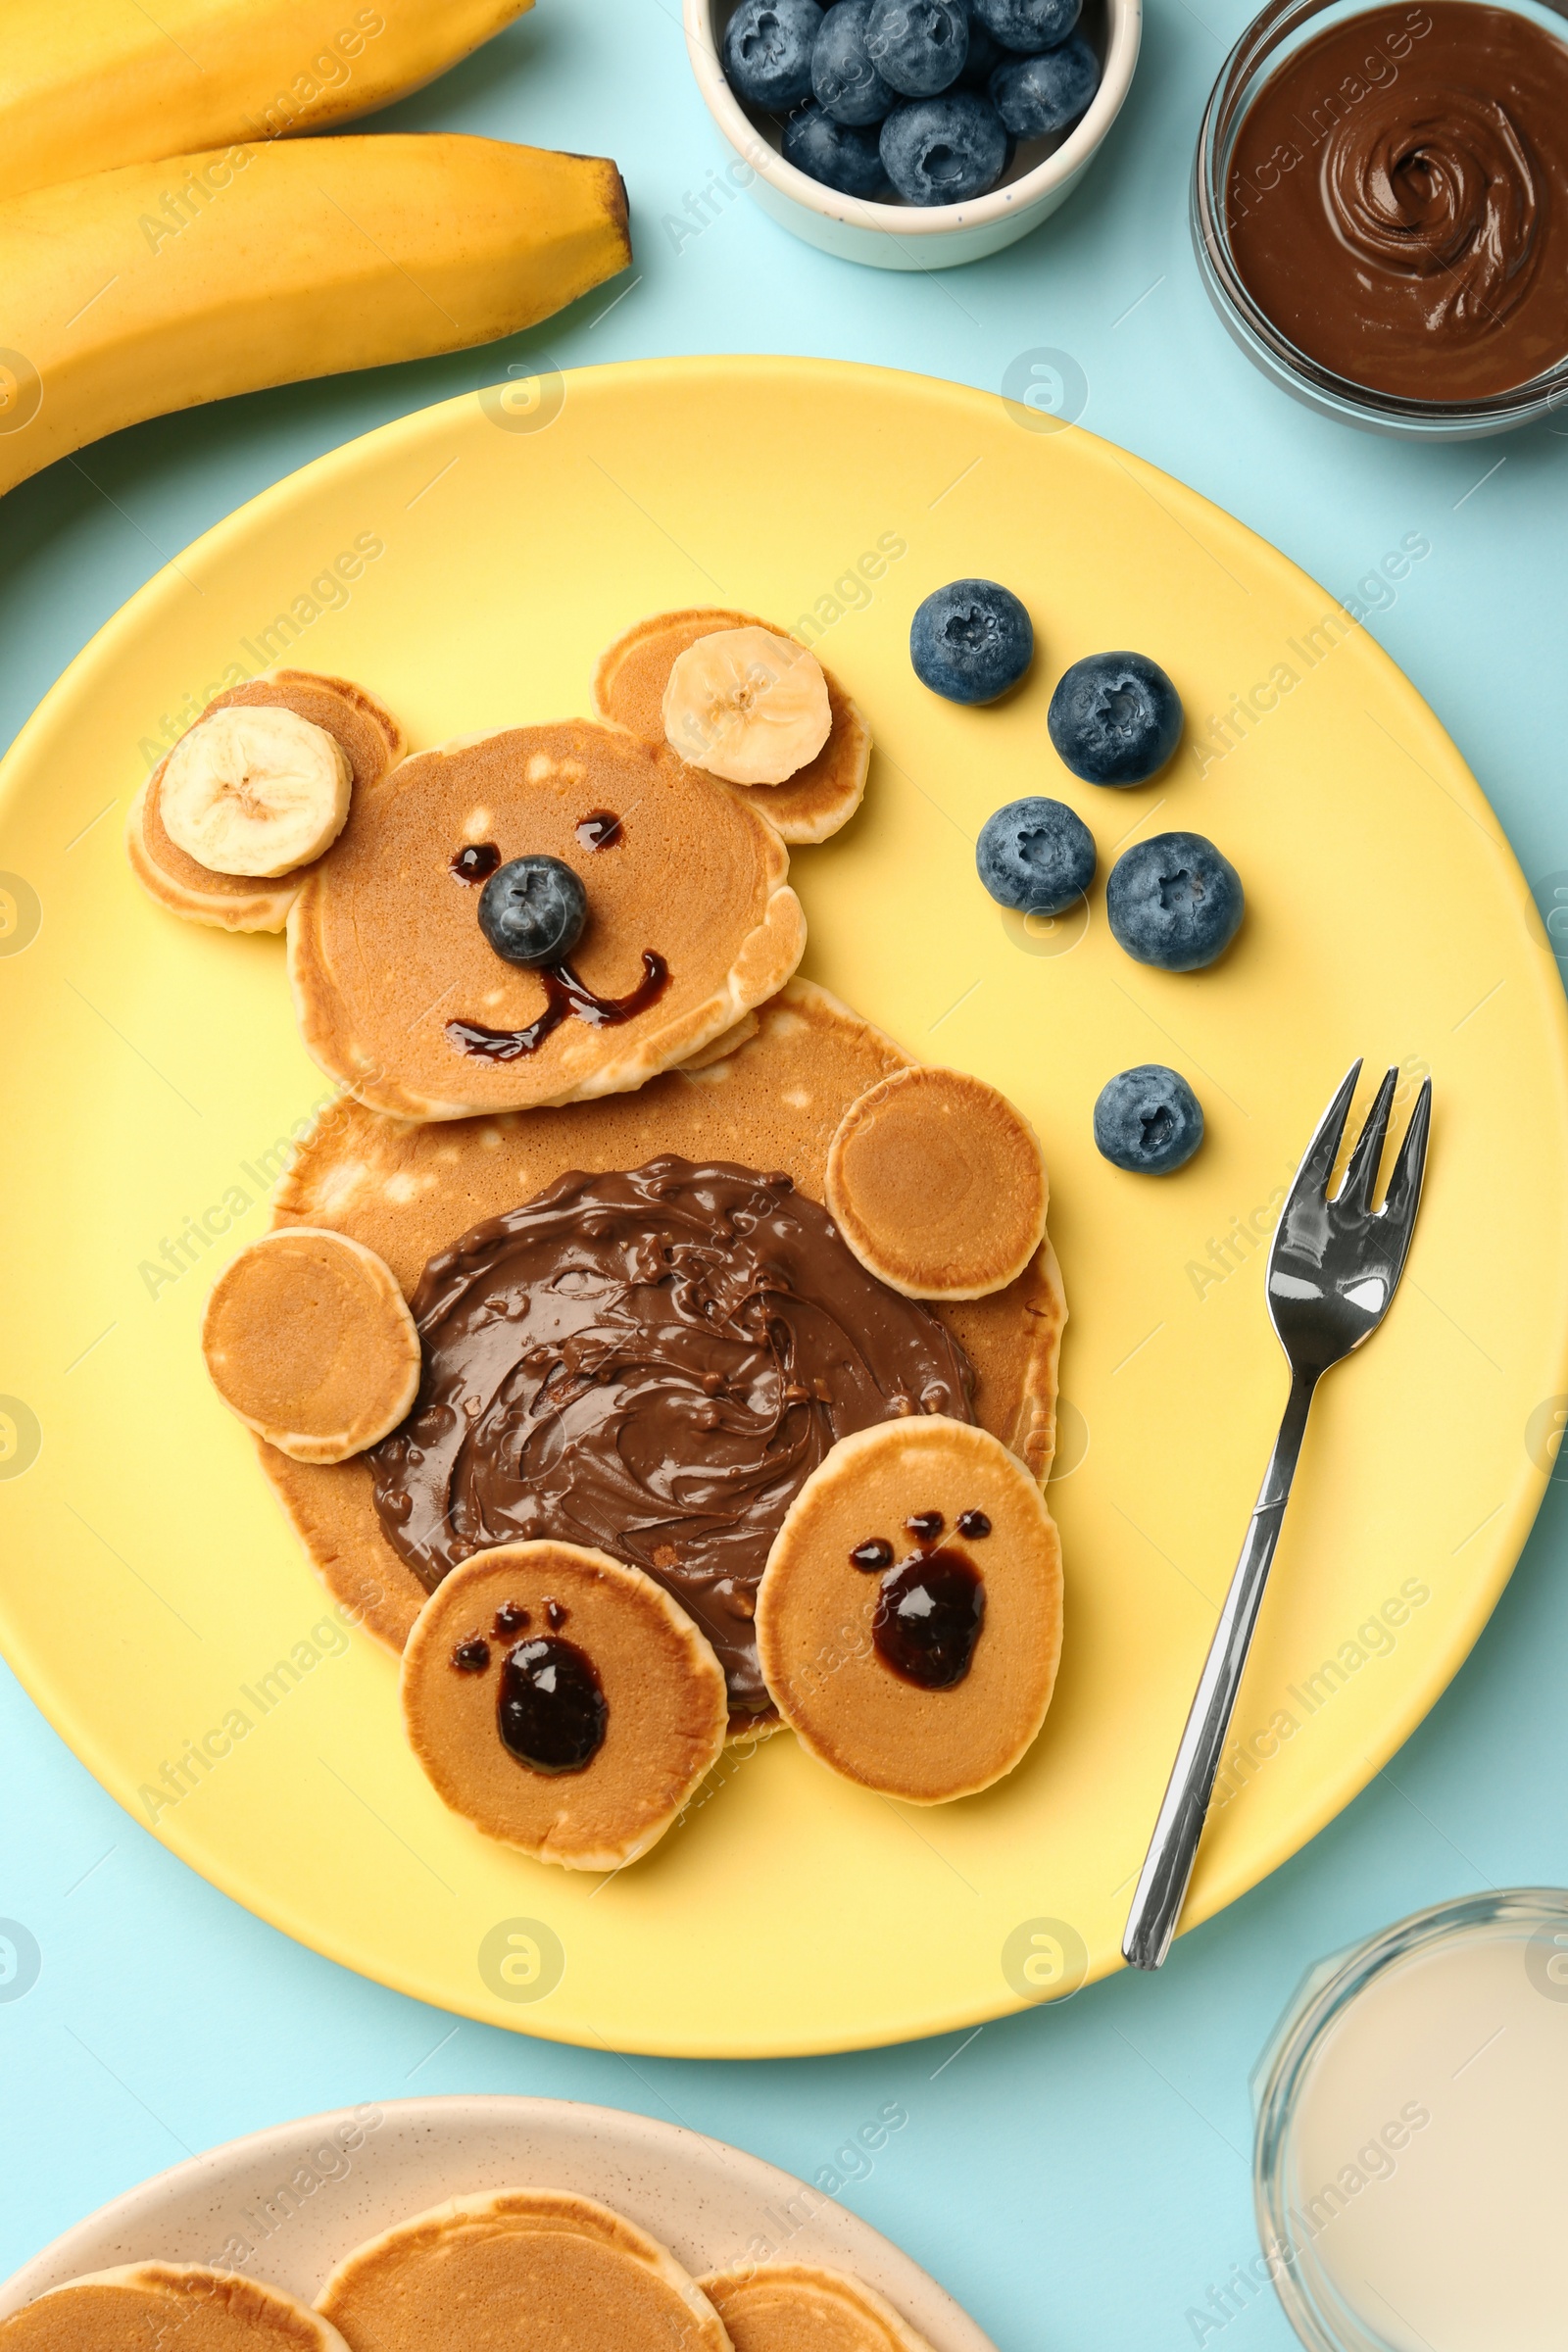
(287, 719, 806, 1120)
(756, 1417, 1063, 1803)
(594, 608, 870, 844)
(316, 2187, 729, 2352)
(826, 1065, 1049, 1299)
(400, 1543, 728, 1868)
(0, 2264, 347, 2350)
(127, 669, 404, 932)
(258, 982, 1066, 1693)
(699, 2264, 935, 2352)
(201, 1229, 419, 1464)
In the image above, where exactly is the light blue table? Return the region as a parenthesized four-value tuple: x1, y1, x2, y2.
(4, 5, 1565, 2345)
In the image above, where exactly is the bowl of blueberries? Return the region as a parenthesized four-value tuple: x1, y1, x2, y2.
(685, 0, 1140, 267)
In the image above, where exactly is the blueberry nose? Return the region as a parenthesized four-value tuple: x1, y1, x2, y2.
(477, 856, 588, 967)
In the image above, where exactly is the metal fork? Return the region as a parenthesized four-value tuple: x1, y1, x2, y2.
(1122, 1061, 1433, 1972)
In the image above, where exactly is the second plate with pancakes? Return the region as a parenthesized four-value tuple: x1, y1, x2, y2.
(0, 2099, 995, 2352)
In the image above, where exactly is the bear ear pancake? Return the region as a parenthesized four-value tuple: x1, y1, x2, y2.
(593, 607, 870, 846)
(125, 669, 405, 933)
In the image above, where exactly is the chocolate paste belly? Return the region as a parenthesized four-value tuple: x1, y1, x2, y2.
(368, 1157, 975, 1716)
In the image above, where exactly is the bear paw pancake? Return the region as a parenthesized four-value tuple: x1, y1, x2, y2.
(756, 1417, 1062, 1803)
(399, 1543, 728, 1868)
(0, 2264, 349, 2350)
(201, 1229, 419, 1464)
(287, 719, 806, 1120)
(317, 2190, 728, 2352)
(127, 669, 405, 933)
(825, 1065, 1049, 1299)
(700, 2264, 936, 2352)
(593, 609, 870, 843)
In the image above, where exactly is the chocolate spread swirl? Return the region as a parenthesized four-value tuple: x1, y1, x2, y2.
(369, 1157, 975, 1717)
(1323, 84, 1540, 330)
(1226, 4, 1568, 401)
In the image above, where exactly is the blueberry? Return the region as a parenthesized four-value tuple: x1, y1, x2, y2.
(990, 34, 1099, 134)
(784, 102, 892, 191)
(1048, 651, 1184, 786)
(880, 93, 1009, 202)
(910, 577, 1033, 702)
(1094, 1065, 1204, 1174)
(864, 0, 968, 96)
(976, 796, 1095, 914)
(723, 0, 824, 110)
(1105, 832, 1245, 972)
(969, 0, 1080, 51)
(812, 0, 896, 121)
(956, 15, 1004, 84)
(477, 856, 587, 966)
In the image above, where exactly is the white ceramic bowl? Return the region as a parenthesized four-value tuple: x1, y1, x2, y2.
(684, 0, 1142, 269)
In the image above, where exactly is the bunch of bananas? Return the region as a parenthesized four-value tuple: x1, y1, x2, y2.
(0, 0, 631, 497)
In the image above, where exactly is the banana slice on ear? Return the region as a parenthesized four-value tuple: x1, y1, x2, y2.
(662, 625, 832, 786)
(160, 704, 353, 877)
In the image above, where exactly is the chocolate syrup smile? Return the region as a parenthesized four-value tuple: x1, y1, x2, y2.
(447, 951, 669, 1062)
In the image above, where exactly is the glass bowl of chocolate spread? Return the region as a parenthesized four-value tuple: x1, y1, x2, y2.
(1193, 0, 1568, 435)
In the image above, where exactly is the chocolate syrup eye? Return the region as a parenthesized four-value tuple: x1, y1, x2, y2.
(957, 1509, 992, 1539)
(451, 842, 502, 885)
(906, 1510, 945, 1544)
(851, 1538, 894, 1573)
(494, 1601, 530, 1637)
(575, 809, 623, 851)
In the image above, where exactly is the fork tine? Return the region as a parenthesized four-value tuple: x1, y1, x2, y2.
(1379, 1076, 1432, 1244)
(1294, 1060, 1363, 1200)
(1336, 1066, 1397, 1213)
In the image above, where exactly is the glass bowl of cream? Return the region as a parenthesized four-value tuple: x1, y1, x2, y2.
(1193, 0, 1568, 436)
(1252, 1888, 1568, 2351)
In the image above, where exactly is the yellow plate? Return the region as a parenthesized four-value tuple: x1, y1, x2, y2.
(2, 358, 1564, 2058)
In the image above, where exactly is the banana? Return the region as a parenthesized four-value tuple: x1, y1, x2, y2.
(0, 135, 629, 499)
(162, 705, 352, 875)
(662, 627, 834, 787)
(0, 0, 534, 202)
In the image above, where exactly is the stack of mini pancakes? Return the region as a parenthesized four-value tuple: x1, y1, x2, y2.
(0, 2185, 943, 2350)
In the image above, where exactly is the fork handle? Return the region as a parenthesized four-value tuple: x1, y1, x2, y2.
(1122, 1366, 1318, 1972)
